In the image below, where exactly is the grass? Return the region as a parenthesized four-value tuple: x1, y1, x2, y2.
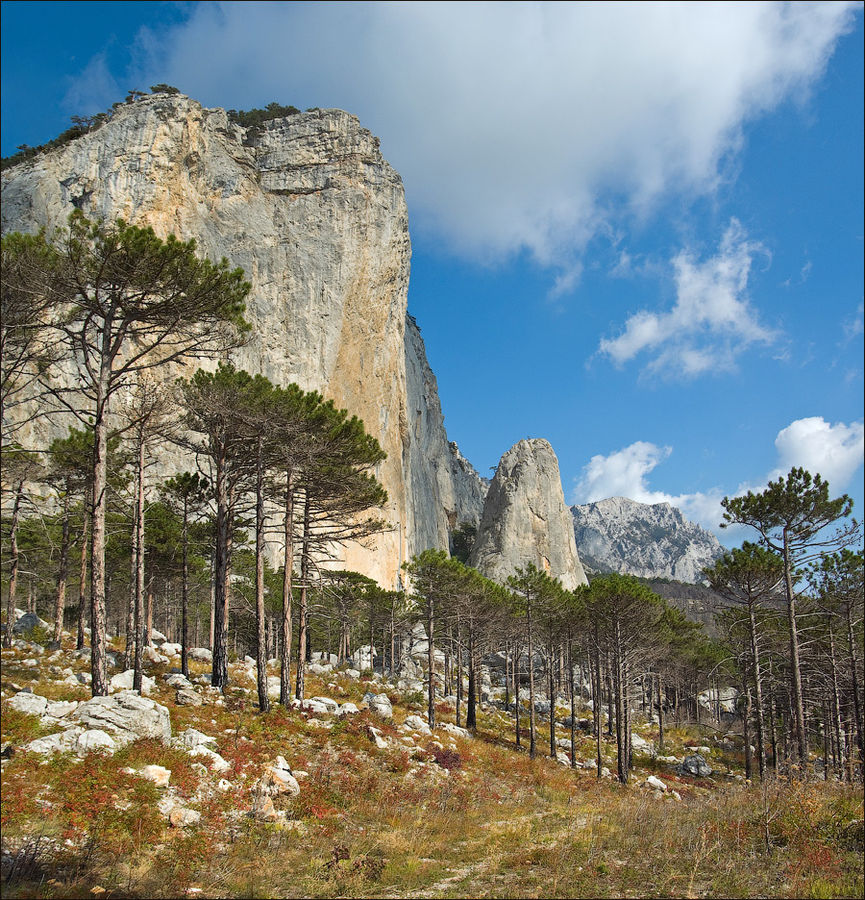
(1, 637, 863, 898)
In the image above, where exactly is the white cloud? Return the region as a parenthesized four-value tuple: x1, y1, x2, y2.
(575, 441, 672, 505)
(70, 1, 859, 274)
(573, 440, 726, 532)
(597, 219, 778, 377)
(771, 416, 865, 490)
(573, 416, 864, 537)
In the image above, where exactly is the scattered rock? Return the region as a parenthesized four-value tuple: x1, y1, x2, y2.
(439, 722, 472, 740)
(176, 687, 203, 707)
(108, 669, 155, 694)
(402, 714, 431, 735)
(256, 756, 300, 797)
(72, 690, 172, 747)
(45, 700, 79, 718)
(139, 765, 172, 787)
(250, 794, 279, 823)
(645, 775, 667, 792)
(631, 732, 653, 754)
(74, 729, 116, 754)
(309, 696, 339, 713)
(189, 746, 230, 773)
(189, 648, 212, 662)
(364, 693, 393, 718)
(172, 728, 217, 751)
(306, 663, 332, 675)
(26, 730, 80, 755)
(367, 726, 389, 749)
(12, 612, 50, 634)
(169, 807, 201, 828)
(337, 702, 359, 716)
(677, 754, 713, 777)
(8, 691, 48, 716)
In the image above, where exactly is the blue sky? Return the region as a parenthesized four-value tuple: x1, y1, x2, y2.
(2, 1, 863, 543)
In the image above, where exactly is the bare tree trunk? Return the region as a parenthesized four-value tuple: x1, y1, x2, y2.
(614, 625, 627, 784)
(828, 629, 845, 780)
(624, 658, 632, 772)
(527, 595, 536, 759)
(280, 472, 294, 705)
(52, 486, 71, 644)
(467, 628, 477, 731)
(212, 446, 230, 689)
(145, 581, 154, 648)
(743, 681, 753, 781)
(124, 530, 136, 669)
(747, 602, 767, 781)
(783, 530, 808, 764)
(594, 635, 603, 779)
(209, 550, 215, 650)
(822, 699, 831, 781)
(768, 683, 778, 771)
(133, 440, 145, 693)
(514, 642, 521, 749)
(504, 640, 510, 713)
(76, 494, 90, 651)
(549, 647, 557, 759)
(657, 673, 665, 754)
(568, 635, 576, 768)
(3, 480, 24, 648)
(845, 603, 863, 764)
(605, 654, 614, 736)
(89, 356, 111, 696)
(180, 496, 189, 679)
(295, 492, 311, 701)
(455, 620, 463, 727)
(254, 437, 270, 713)
(427, 590, 436, 730)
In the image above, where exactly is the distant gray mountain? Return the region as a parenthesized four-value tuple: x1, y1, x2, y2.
(570, 496, 725, 584)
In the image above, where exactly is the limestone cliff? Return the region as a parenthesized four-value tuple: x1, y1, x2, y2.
(470, 439, 588, 590)
(403, 315, 487, 560)
(570, 496, 724, 583)
(0, 93, 484, 585)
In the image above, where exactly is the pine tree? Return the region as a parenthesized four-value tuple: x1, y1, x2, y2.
(721, 467, 859, 766)
(13, 213, 249, 694)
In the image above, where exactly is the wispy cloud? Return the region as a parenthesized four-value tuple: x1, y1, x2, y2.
(65, 1, 859, 282)
(842, 301, 864, 342)
(572, 416, 865, 536)
(597, 220, 777, 377)
(572, 440, 726, 533)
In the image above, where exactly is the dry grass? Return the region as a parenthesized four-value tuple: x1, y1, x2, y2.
(1, 637, 862, 899)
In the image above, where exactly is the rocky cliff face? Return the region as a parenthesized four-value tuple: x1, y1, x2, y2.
(403, 315, 487, 559)
(570, 497, 724, 583)
(470, 439, 588, 590)
(1, 93, 485, 585)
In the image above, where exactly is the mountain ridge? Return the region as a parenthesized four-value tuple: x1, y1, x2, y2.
(571, 495, 724, 584)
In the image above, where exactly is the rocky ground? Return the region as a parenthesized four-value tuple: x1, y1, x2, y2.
(1, 618, 862, 899)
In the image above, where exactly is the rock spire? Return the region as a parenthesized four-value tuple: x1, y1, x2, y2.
(470, 439, 588, 590)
